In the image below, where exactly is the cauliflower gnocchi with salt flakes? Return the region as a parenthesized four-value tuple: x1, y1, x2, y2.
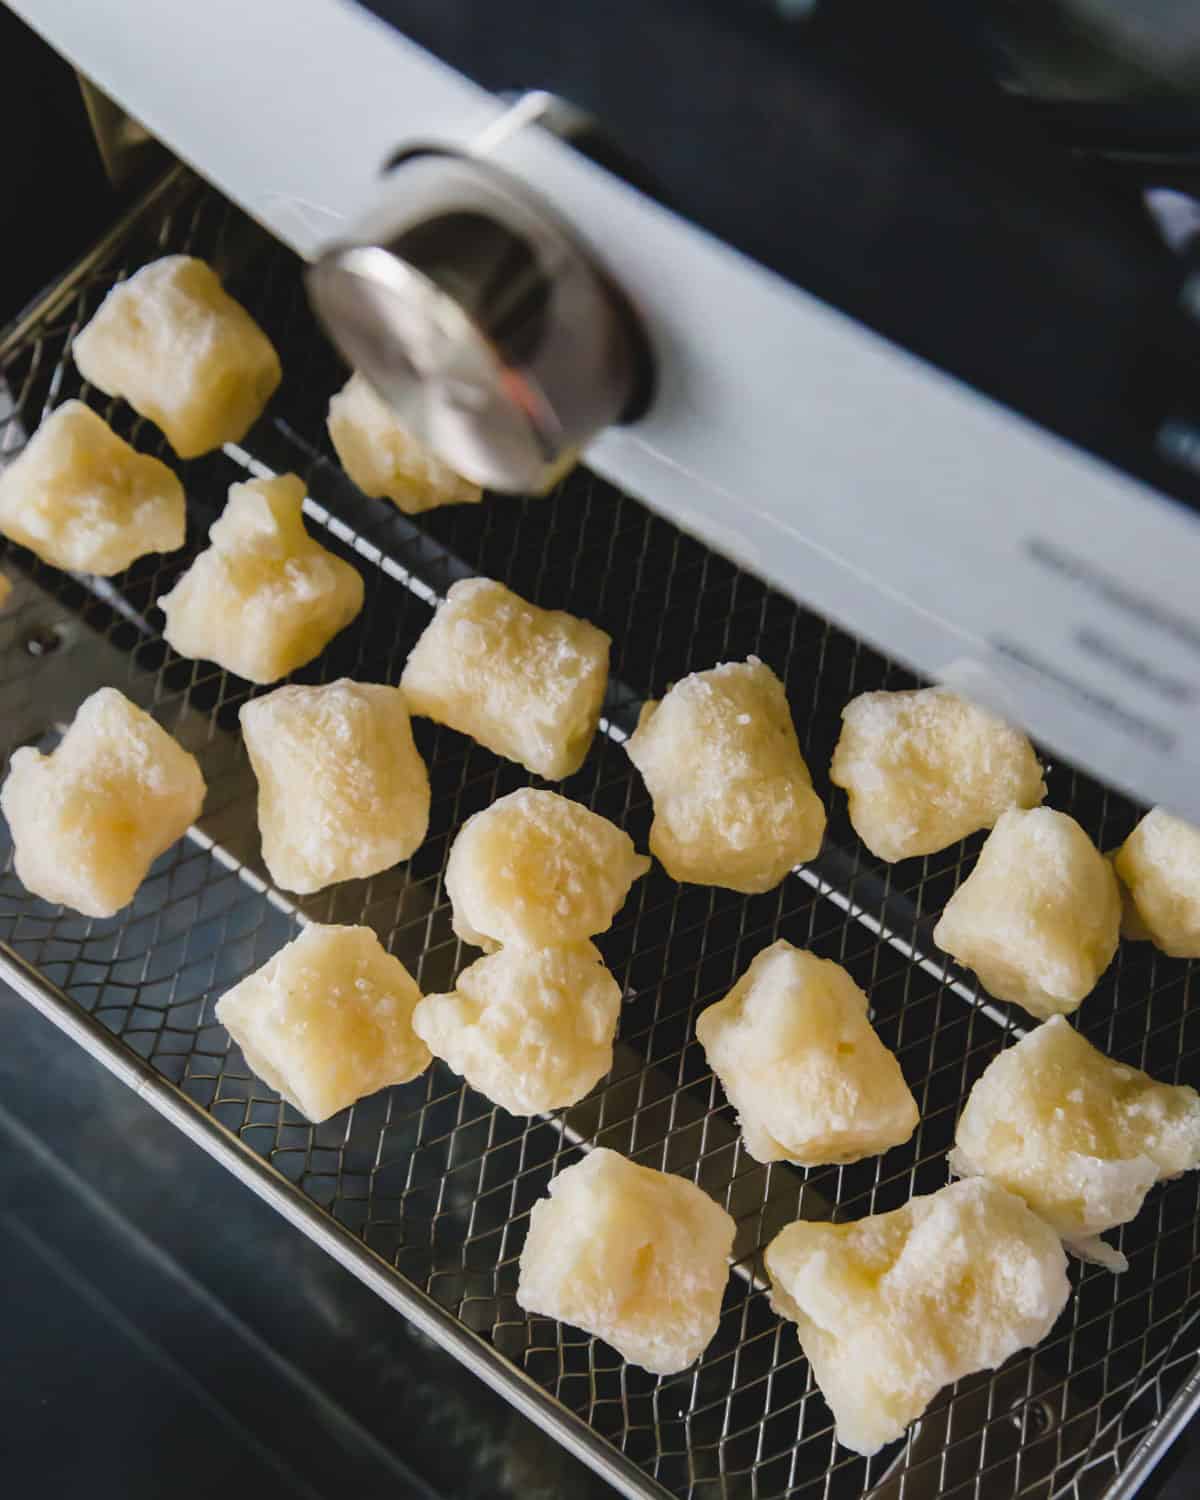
(412, 944, 622, 1115)
(626, 656, 825, 894)
(516, 1148, 736, 1375)
(216, 924, 429, 1123)
(0, 686, 205, 918)
(444, 787, 649, 951)
(829, 686, 1045, 861)
(240, 679, 429, 895)
(1112, 807, 1200, 959)
(933, 807, 1120, 1020)
(73, 254, 281, 458)
(158, 474, 363, 685)
(0, 401, 184, 575)
(401, 577, 610, 779)
(951, 1015, 1200, 1269)
(327, 373, 482, 514)
(766, 1179, 1070, 1455)
(696, 941, 917, 1165)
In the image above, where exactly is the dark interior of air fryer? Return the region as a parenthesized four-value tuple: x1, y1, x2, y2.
(1, 169, 1197, 1500)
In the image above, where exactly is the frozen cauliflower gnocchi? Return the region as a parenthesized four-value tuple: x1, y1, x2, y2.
(0, 686, 204, 918)
(933, 807, 1120, 1020)
(516, 1147, 736, 1374)
(240, 679, 429, 894)
(1112, 808, 1200, 959)
(445, 787, 649, 950)
(158, 474, 363, 684)
(327, 373, 482, 514)
(73, 255, 281, 458)
(412, 943, 622, 1114)
(829, 686, 1045, 862)
(765, 1179, 1070, 1455)
(216, 923, 429, 1122)
(0, 401, 184, 574)
(696, 941, 917, 1165)
(626, 656, 826, 894)
(401, 577, 609, 780)
(951, 1016, 1200, 1270)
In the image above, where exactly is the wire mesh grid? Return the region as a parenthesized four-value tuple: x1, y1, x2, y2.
(0, 169, 1198, 1500)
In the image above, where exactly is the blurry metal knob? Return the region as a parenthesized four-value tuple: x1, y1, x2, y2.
(306, 151, 650, 494)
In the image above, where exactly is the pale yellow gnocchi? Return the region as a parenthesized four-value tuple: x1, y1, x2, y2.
(951, 1015, 1200, 1269)
(0, 686, 205, 918)
(516, 1147, 736, 1375)
(240, 679, 429, 894)
(73, 255, 281, 458)
(1112, 808, 1200, 959)
(158, 474, 363, 684)
(765, 1179, 1070, 1455)
(216, 923, 430, 1122)
(327, 373, 482, 514)
(444, 787, 649, 951)
(829, 686, 1045, 861)
(696, 941, 917, 1165)
(401, 577, 609, 780)
(933, 808, 1120, 1019)
(625, 656, 825, 894)
(412, 943, 621, 1114)
(0, 401, 184, 574)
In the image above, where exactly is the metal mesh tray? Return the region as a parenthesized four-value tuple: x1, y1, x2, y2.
(1, 168, 1198, 1500)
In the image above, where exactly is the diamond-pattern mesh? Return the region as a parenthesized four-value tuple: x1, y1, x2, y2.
(0, 169, 1197, 1500)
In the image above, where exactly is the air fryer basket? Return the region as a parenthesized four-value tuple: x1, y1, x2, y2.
(1, 168, 1197, 1500)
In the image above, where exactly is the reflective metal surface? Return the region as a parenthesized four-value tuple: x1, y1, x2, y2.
(2, 172, 1199, 1500)
(307, 149, 648, 493)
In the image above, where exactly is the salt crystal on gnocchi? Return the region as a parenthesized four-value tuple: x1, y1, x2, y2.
(696, 941, 918, 1165)
(829, 686, 1045, 862)
(0, 401, 184, 575)
(327, 373, 482, 514)
(626, 656, 825, 894)
(401, 577, 609, 780)
(73, 255, 281, 458)
(0, 686, 205, 918)
(158, 474, 363, 684)
(216, 923, 429, 1123)
(516, 1147, 736, 1375)
(240, 679, 429, 894)
(933, 807, 1120, 1020)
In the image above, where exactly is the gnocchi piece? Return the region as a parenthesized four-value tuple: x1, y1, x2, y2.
(951, 1015, 1200, 1270)
(516, 1147, 736, 1375)
(73, 255, 281, 458)
(240, 679, 429, 894)
(765, 1179, 1070, 1456)
(327, 373, 482, 514)
(0, 686, 204, 918)
(829, 686, 1045, 862)
(933, 808, 1120, 1020)
(625, 656, 826, 894)
(401, 577, 609, 780)
(1112, 808, 1200, 959)
(158, 474, 363, 684)
(444, 787, 650, 950)
(412, 943, 622, 1114)
(216, 923, 429, 1123)
(0, 401, 184, 575)
(696, 941, 918, 1165)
